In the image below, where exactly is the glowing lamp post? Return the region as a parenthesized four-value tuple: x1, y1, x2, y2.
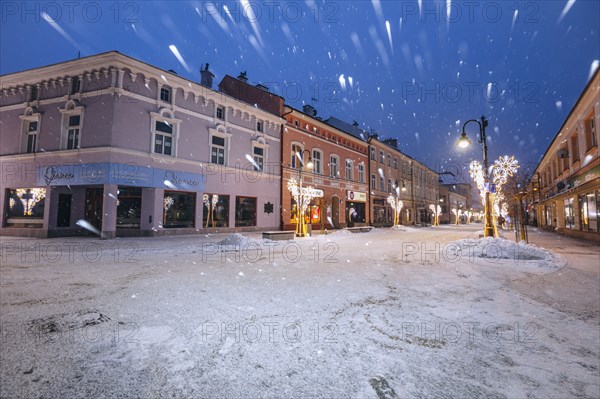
(457, 115, 494, 237)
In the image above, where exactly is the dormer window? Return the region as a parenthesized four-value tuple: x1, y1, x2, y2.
(160, 87, 171, 103)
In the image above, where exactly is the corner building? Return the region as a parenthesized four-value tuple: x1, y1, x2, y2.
(0, 52, 283, 238)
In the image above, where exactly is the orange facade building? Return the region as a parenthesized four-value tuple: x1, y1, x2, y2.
(281, 105, 369, 232)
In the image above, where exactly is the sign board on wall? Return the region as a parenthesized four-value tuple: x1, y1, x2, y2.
(347, 191, 367, 202)
(36, 163, 205, 191)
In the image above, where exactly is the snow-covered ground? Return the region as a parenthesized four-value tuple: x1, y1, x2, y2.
(1, 225, 598, 398)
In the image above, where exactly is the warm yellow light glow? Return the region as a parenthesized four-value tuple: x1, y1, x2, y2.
(457, 133, 472, 148)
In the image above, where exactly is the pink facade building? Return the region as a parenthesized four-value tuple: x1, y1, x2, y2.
(0, 52, 283, 238)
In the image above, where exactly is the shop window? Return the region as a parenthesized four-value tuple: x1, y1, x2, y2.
(580, 191, 599, 232)
(346, 202, 366, 223)
(163, 191, 195, 228)
(203, 194, 229, 227)
(6, 188, 46, 226)
(235, 196, 257, 227)
(117, 187, 142, 228)
(564, 197, 575, 229)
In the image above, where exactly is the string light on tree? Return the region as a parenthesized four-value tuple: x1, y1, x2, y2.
(387, 195, 403, 226)
(429, 204, 441, 226)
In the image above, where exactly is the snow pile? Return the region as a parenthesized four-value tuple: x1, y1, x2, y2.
(216, 233, 262, 248)
(449, 237, 559, 263)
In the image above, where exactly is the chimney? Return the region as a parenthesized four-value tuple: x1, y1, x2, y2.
(200, 63, 214, 88)
(352, 120, 359, 127)
(303, 104, 317, 117)
(237, 71, 248, 83)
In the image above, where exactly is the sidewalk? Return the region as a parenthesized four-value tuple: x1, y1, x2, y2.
(504, 226, 600, 323)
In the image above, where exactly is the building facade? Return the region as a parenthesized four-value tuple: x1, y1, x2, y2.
(438, 183, 470, 224)
(281, 106, 369, 232)
(0, 52, 283, 238)
(365, 135, 439, 226)
(530, 69, 600, 242)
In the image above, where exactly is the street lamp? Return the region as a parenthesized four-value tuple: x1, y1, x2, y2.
(457, 115, 495, 237)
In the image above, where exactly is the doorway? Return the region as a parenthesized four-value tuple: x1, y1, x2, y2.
(57, 194, 72, 227)
(331, 196, 340, 229)
(85, 188, 103, 231)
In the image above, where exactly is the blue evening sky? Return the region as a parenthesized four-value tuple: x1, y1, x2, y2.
(1, 1, 599, 179)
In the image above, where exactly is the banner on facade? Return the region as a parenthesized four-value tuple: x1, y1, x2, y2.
(347, 190, 367, 202)
(37, 163, 205, 191)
